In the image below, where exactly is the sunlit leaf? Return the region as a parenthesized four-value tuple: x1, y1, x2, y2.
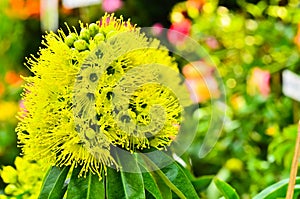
(38, 166, 70, 199)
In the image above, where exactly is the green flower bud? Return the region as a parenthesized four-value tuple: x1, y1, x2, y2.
(64, 33, 77, 47)
(106, 31, 117, 39)
(74, 39, 88, 51)
(89, 23, 99, 37)
(80, 50, 90, 57)
(94, 33, 105, 44)
(4, 184, 17, 195)
(79, 28, 90, 41)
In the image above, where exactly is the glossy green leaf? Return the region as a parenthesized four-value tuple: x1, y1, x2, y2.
(192, 175, 214, 193)
(156, 177, 172, 199)
(106, 167, 126, 199)
(66, 166, 104, 199)
(145, 190, 156, 199)
(214, 178, 240, 199)
(119, 169, 145, 199)
(142, 171, 164, 199)
(160, 163, 199, 199)
(38, 166, 70, 199)
(253, 177, 300, 199)
(106, 151, 145, 199)
(138, 156, 171, 199)
(116, 152, 145, 199)
(140, 152, 199, 199)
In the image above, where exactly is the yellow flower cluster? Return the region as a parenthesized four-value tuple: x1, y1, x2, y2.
(0, 157, 44, 199)
(17, 14, 184, 178)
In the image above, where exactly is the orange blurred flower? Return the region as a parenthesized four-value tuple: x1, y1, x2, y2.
(294, 23, 300, 49)
(186, 0, 205, 10)
(5, 71, 23, 86)
(182, 60, 214, 78)
(183, 61, 220, 103)
(0, 83, 5, 97)
(247, 67, 270, 97)
(60, 6, 72, 15)
(6, 0, 40, 19)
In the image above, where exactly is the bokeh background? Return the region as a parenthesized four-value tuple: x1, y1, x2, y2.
(0, 0, 300, 198)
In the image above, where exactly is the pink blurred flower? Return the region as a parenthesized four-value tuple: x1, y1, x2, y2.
(102, 0, 123, 13)
(167, 19, 191, 45)
(18, 100, 28, 119)
(152, 23, 163, 36)
(183, 61, 220, 103)
(247, 67, 271, 97)
(205, 36, 220, 50)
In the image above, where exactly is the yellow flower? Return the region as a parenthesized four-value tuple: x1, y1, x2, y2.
(265, 125, 279, 137)
(1, 166, 18, 184)
(225, 158, 243, 172)
(17, 14, 184, 179)
(0, 156, 45, 199)
(0, 101, 18, 122)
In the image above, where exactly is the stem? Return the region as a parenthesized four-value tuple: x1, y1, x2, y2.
(286, 121, 300, 199)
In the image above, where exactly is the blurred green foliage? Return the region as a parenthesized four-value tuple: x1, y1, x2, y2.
(0, 0, 24, 165)
(171, 0, 300, 197)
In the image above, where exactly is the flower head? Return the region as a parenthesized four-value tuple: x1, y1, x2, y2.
(17, 14, 183, 178)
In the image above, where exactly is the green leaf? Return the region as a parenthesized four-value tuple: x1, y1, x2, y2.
(139, 156, 172, 199)
(156, 177, 172, 199)
(214, 178, 240, 199)
(106, 150, 145, 199)
(192, 175, 214, 193)
(66, 166, 104, 199)
(145, 190, 156, 199)
(160, 162, 199, 199)
(116, 151, 145, 199)
(140, 152, 199, 199)
(106, 167, 126, 199)
(142, 171, 164, 199)
(253, 177, 300, 199)
(38, 166, 70, 199)
(119, 168, 145, 199)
